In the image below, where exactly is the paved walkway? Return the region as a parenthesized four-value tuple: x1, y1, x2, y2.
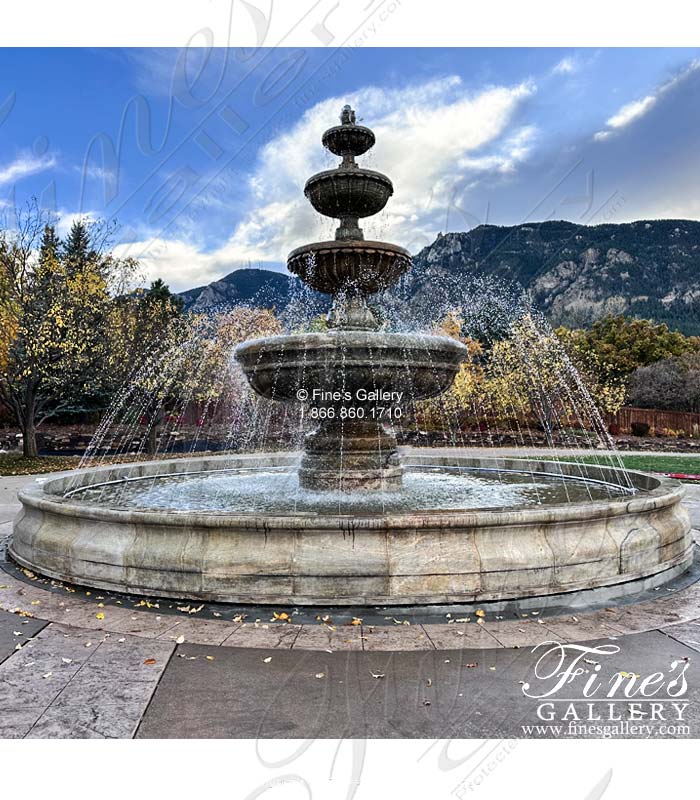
(0, 469, 699, 738)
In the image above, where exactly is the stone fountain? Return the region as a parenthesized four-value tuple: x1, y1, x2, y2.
(7, 107, 693, 606)
(235, 105, 467, 491)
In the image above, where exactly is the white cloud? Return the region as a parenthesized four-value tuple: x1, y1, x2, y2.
(606, 95, 657, 130)
(552, 56, 577, 75)
(120, 74, 537, 290)
(0, 153, 56, 185)
(593, 59, 700, 141)
(112, 237, 279, 293)
(55, 208, 100, 237)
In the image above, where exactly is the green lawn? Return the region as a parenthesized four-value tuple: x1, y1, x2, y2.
(550, 454, 700, 479)
(2, 451, 700, 479)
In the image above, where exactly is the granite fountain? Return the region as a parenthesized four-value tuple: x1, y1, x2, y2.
(9, 107, 693, 606)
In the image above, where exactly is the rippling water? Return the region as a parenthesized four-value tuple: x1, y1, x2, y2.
(67, 466, 631, 514)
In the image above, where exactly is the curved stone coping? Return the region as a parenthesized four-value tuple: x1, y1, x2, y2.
(1, 557, 698, 651)
(15, 452, 679, 529)
(10, 451, 693, 606)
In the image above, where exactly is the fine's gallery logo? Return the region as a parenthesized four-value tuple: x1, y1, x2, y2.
(520, 642, 690, 737)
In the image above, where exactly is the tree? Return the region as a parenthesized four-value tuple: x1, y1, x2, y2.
(422, 311, 627, 437)
(556, 315, 699, 383)
(0, 207, 136, 456)
(628, 352, 700, 413)
(104, 278, 186, 454)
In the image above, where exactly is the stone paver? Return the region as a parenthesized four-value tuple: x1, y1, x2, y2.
(157, 617, 241, 646)
(362, 624, 435, 650)
(136, 631, 700, 738)
(222, 622, 302, 649)
(0, 623, 173, 738)
(422, 622, 501, 649)
(0, 608, 47, 665)
(538, 612, 625, 642)
(662, 620, 700, 652)
(293, 623, 364, 651)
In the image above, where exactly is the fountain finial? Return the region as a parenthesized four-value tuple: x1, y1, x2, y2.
(340, 104, 356, 125)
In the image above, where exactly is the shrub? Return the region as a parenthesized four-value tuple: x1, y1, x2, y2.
(631, 421, 651, 437)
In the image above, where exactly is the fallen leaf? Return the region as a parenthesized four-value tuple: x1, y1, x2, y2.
(143, 658, 157, 665)
(117, 638, 125, 643)
(205, 655, 215, 661)
(315, 672, 325, 679)
(263, 656, 272, 663)
(370, 671, 385, 679)
(475, 609, 486, 618)
(42, 672, 52, 679)
(273, 611, 290, 621)
(350, 617, 362, 626)
(96, 613, 105, 620)
(175, 634, 185, 644)
(61, 657, 72, 664)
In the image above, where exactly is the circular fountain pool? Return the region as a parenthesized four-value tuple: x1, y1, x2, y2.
(64, 464, 632, 515)
(9, 451, 692, 606)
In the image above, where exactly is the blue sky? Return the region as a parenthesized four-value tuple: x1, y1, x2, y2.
(0, 47, 699, 291)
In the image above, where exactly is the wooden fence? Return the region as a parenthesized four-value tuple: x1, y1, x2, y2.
(606, 406, 700, 435)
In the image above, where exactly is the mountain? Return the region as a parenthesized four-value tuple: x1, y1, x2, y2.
(178, 268, 293, 313)
(409, 220, 700, 334)
(177, 220, 700, 334)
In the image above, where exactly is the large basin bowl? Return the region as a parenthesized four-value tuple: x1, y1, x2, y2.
(9, 452, 692, 605)
(234, 330, 468, 403)
(287, 240, 411, 295)
(304, 167, 393, 218)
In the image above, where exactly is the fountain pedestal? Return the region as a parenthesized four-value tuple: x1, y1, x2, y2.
(299, 418, 402, 491)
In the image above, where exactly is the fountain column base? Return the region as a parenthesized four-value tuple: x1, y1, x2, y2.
(299, 418, 403, 491)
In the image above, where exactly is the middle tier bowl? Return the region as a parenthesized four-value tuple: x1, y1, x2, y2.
(287, 240, 411, 295)
(235, 329, 469, 403)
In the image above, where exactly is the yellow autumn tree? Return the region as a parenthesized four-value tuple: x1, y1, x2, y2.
(0, 209, 137, 456)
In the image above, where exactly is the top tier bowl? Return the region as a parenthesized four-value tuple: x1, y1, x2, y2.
(322, 123, 375, 157)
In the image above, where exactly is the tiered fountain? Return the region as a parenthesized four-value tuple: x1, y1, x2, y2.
(9, 107, 692, 606)
(235, 105, 467, 491)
